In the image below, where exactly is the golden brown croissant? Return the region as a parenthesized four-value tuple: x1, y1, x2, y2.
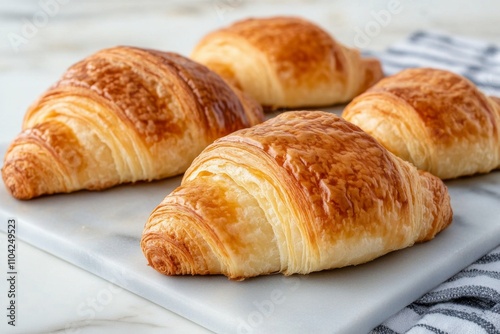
(2, 46, 264, 200)
(141, 111, 452, 280)
(191, 16, 383, 109)
(342, 68, 500, 179)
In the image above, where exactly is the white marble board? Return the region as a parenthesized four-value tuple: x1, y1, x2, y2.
(1, 141, 500, 334)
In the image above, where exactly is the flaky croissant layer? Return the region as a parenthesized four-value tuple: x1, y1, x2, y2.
(2, 46, 263, 199)
(141, 111, 452, 280)
(342, 67, 500, 179)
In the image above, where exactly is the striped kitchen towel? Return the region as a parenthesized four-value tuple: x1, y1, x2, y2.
(369, 31, 500, 334)
(371, 246, 500, 334)
(367, 30, 500, 96)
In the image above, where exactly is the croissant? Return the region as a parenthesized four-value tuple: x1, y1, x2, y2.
(342, 68, 500, 179)
(191, 16, 383, 109)
(141, 111, 452, 280)
(1, 46, 263, 200)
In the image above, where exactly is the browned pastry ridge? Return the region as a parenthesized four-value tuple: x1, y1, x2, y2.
(2, 46, 264, 200)
(191, 16, 383, 109)
(141, 111, 452, 280)
(342, 68, 500, 179)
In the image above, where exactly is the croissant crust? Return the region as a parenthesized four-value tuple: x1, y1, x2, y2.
(342, 68, 500, 179)
(191, 16, 383, 108)
(141, 111, 452, 280)
(2, 46, 263, 199)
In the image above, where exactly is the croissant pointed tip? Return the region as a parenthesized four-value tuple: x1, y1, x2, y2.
(2, 160, 37, 200)
(146, 252, 175, 275)
(2, 144, 69, 200)
(141, 232, 199, 276)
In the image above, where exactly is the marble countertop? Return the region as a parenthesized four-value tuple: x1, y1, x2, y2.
(1, 1, 499, 333)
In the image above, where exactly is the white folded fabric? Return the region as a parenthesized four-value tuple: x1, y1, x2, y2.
(368, 31, 500, 334)
(368, 30, 500, 97)
(371, 246, 500, 333)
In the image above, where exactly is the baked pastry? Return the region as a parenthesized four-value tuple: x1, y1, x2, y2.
(191, 16, 383, 109)
(141, 111, 452, 280)
(2, 46, 263, 200)
(342, 68, 500, 179)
